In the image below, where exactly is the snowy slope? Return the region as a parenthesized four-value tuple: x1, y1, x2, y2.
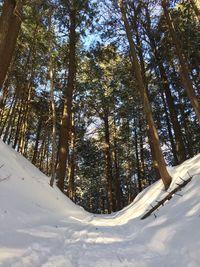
(0, 139, 200, 267)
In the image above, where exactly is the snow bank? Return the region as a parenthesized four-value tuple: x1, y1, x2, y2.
(0, 140, 200, 267)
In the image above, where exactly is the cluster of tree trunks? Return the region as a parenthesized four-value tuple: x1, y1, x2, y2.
(120, 0, 172, 190)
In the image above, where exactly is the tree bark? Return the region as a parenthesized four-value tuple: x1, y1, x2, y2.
(56, 7, 77, 192)
(119, 0, 172, 190)
(0, 0, 24, 88)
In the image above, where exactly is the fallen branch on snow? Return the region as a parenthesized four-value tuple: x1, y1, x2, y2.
(141, 173, 196, 220)
(0, 175, 11, 182)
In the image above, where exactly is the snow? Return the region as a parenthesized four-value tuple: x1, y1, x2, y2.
(0, 139, 200, 267)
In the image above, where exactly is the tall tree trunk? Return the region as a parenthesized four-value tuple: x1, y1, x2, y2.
(119, 0, 172, 190)
(113, 117, 122, 210)
(67, 113, 76, 201)
(49, 65, 57, 187)
(129, 5, 160, 180)
(189, 0, 200, 22)
(138, 119, 147, 188)
(18, 83, 32, 155)
(103, 113, 113, 213)
(144, 5, 186, 163)
(12, 98, 24, 148)
(48, 8, 57, 187)
(0, 0, 24, 88)
(56, 7, 77, 192)
(162, 0, 200, 125)
(135, 128, 143, 192)
(38, 133, 47, 170)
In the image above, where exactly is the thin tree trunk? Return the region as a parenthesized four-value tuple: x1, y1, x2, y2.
(13, 98, 24, 148)
(3, 102, 18, 143)
(160, 90, 179, 164)
(0, 0, 24, 88)
(0, 92, 16, 137)
(32, 119, 42, 165)
(18, 83, 32, 154)
(49, 66, 57, 187)
(103, 113, 113, 213)
(124, 118, 135, 204)
(38, 133, 47, 170)
(138, 119, 147, 188)
(119, 0, 172, 190)
(48, 9, 57, 187)
(162, 0, 200, 125)
(169, 60, 194, 158)
(0, 83, 9, 120)
(67, 113, 76, 201)
(135, 128, 143, 192)
(113, 117, 122, 210)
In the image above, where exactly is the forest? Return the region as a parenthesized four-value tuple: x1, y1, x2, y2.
(0, 0, 199, 214)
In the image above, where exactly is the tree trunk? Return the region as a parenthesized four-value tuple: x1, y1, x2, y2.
(49, 65, 57, 187)
(2, 97, 18, 143)
(129, 6, 160, 180)
(119, 0, 172, 190)
(56, 7, 77, 192)
(32, 119, 42, 165)
(160, 89, 179, 164)
(143, 6, 186, 163)
(103, 113, 113, 213)
(48, 9, 57, 187)
(67, 113, 76, 201)
(138, 119, 147, 188)
(0, 0, 24, 88)
(113, 117, 122, 210)
(12, 98, 24, 148)
(162, 0, 200, 125)
(135, 128, 143, 192)
(18, 83, 32, 155)
(0, 83, 9, 120)
(0, 92, 16, 137)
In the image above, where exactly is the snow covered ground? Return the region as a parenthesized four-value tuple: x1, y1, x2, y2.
(0, 139, 200, 267)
